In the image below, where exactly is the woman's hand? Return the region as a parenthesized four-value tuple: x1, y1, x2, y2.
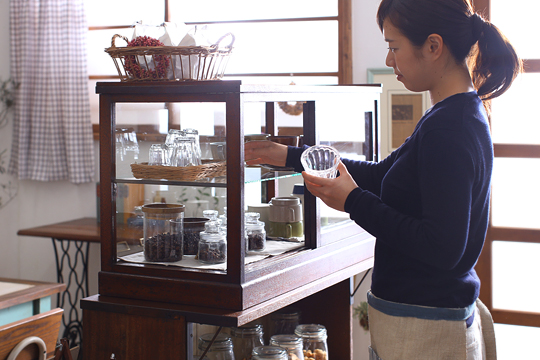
(244, 140, 288, 167)
(302, 161, 358, 212)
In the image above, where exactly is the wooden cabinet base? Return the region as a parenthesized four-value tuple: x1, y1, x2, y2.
(83, 308, 186, 359)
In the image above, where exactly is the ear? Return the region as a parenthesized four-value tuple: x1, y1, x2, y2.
(424, 34, 443, 59)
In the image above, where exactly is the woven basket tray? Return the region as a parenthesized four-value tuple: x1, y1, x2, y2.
(105, 33, 234, 82)
(131, 161, 226, 181)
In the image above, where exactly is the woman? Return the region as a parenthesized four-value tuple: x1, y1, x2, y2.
(245, 0, 521, 359)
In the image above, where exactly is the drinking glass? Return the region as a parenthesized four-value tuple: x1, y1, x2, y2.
(300, 145, 340, 179)
(148, 144, 171, 166)
(171, 137, 198, 167)
(183, 128, 202, 164)
(165, 129, 186, 146)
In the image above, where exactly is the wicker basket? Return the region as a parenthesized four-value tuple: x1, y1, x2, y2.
(105, 33, 234, 82)
(131, 161, 226, 181)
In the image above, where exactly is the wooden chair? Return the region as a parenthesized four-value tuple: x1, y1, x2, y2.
(0, 308, 63, 360)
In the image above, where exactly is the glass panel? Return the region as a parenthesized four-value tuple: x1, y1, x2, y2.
(493, 241, 540, 313)
(315, 96, 374, 228)
(169, 0, 337, 22)
(494, 324, 540, 359)
(224, 76, 338, 85)
(86, 0, 165, 27)
(491, 158, 540, 229)
(491, 73, 540, 145)
(203, 21, 338, 74)
(491, 0, 539, 59)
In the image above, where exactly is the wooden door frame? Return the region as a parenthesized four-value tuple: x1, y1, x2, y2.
(473, 0, 540, 327)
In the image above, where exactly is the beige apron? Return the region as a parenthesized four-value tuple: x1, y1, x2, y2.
(368, 298, 496, 360)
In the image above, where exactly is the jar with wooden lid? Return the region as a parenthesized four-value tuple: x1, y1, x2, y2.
(141, 203, 185, 262)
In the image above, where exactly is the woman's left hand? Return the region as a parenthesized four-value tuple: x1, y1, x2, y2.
(302, 161, 358, 212)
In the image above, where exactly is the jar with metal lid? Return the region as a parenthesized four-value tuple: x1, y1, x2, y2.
(141, 203, 185, 262)
(245, 212, 266, 251)
(269, 334, 305, 360)
(198, 220, 227, 264)
(269, 307, 301, 338)
(197, 333, 235, 360)
(251, 346, 288, 360)
(294, 325, 328, 360)
(230, 324, 264, 360)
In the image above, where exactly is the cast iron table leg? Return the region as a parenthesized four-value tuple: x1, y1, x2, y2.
(51, 237, 90, 348)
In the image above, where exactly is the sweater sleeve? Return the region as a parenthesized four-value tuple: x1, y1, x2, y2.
(344, 129, 476, 270)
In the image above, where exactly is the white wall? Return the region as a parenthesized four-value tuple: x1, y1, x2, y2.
(0, 1, 388, 358)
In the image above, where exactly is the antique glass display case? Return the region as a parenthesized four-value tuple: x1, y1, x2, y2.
(95, 81, 380, 312)
(82, 80, 381, 359)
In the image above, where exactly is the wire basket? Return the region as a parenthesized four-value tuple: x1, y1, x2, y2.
(105, 33, 234, 82)
(131, 161, 226, 181)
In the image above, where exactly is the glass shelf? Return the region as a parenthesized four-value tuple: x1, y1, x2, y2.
(115, 167, 301, 186)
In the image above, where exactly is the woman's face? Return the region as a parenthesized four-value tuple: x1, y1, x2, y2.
(383, 20, 430, 92)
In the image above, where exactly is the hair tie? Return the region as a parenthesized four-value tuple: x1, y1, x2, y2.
(471, 13, 485, 41)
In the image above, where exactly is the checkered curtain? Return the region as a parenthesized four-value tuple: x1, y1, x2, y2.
(9, 0, 94, 183)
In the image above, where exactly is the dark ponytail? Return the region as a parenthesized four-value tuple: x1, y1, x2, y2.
(470, 13, 522, 100)
(377, 0, 522, 101)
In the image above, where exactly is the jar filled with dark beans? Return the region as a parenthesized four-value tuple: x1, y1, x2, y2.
(142, 203, 185, 262)
(198, 220, 227, 264)
(184, 217, 208, 255)
(245, 212, 266, 252)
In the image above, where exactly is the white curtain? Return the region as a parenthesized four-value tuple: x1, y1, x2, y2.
(9, 0, 94, 183)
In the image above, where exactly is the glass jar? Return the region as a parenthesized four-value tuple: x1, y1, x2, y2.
(203, 209, 223, 228)
(218, 207, 227, 233)
(269, 335, 305, 360)
(198, 221, 227, 264)
(251, 346, 288, 360)
(294, 325, 328, 360)
(269, 307, 301, 338)
(141, 203, 184, 262)
(184, 217, 208, 255)
(230, 324, 264, 360)
(197, 333, 234, 360)
(245, 212, 266, 252)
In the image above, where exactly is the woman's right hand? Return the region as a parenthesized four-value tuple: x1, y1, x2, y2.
(244, 140, 288, 167)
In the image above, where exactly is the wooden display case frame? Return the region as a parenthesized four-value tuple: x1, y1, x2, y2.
(94, 81, 380, 312)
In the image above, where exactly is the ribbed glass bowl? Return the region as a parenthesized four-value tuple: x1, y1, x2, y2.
(300, 145, 340, 179)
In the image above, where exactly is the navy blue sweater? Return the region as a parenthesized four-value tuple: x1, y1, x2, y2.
(287, 92, 493, 309)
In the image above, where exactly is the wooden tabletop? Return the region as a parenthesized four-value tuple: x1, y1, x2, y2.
(0, 278, 65, 311)
(17, 217, 101, 243)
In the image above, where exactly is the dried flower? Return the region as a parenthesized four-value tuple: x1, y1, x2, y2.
(124, 36, 170, 80)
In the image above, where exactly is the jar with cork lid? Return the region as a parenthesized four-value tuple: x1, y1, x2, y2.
(141, 203, 185, 262)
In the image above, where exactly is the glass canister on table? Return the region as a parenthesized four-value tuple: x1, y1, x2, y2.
(198, 220, 227, 264)
(269, 334, 305, 360)
(141, 203, 184, 262)
(184, 217, 208, 255)
(230, 323, 265, 360)
(197, 333, 235, 360)
(245, 212, 266, 252)
(251, 346, 288, 360)
(294, 324, 328, 360)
